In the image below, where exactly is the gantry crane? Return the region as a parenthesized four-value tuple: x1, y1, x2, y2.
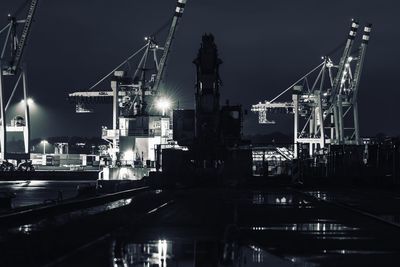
(0, 0, 40, 160)
(252, 21, 372, 158)
(68, 0, 188, 177)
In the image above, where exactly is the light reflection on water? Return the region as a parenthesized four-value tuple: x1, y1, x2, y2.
(113, 240, 170, 267)
(285, 256, 319, 267)
(10, 198, 134, 235)
(306, 191, 329, 201)
(322, 250, 396, 255)
(252, 192, 295, 205)
(249, 223, 359, 232)
(18, 224, 35, 234)
(251, 192, 314, 208)
(110, 239, 296, 267)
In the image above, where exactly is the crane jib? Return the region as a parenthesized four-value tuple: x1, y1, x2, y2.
(153, 0, 188, 93)
(9, 0, 39, 74)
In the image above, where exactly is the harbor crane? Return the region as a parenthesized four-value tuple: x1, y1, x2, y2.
(68, 0, 188, 179)
(0, 0, 39, 160)
(252, 21, 372, 158)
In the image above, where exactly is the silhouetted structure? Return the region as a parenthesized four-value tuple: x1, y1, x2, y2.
(162, 34, 251, 182)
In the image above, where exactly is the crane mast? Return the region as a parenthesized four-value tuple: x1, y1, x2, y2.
(9, 0, 39, 75)
(0, 0, 39, 160)
(153, 0, 187, 93)
(2, 0, 39, 75)
(330, 20, 359, 101)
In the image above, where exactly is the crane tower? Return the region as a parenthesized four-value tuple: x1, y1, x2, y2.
(0, 0, 39, 160)
(68, 0, 188, 179)
(252, 21, 372, 158)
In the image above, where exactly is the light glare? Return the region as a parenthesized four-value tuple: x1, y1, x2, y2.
(21, 98, 34, 105)
(156, 98, 171, 112)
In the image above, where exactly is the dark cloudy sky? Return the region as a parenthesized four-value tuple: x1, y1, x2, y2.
(0, 0, 399, 138)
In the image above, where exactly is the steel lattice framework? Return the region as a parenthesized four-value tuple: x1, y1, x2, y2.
(252, 21, 372, 158)
(0, 0, 40, 160)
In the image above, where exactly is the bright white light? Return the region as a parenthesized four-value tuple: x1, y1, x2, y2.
(41, 140, 48, 144)
(158, 240, 168, 265)
(156, 98, 172, 115)
(124, 150, 134, 160)
(21, 98, 34, 105)
(156, 98, 171, 110)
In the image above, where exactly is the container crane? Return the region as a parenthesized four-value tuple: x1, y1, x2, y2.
(252, 21, 372, 158)
(0, 0, 40, 160)
(68, 0, 188, 179)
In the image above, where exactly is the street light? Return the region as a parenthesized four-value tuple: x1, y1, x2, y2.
(156, 98, 172, 116)
(41, 140, 48, 155)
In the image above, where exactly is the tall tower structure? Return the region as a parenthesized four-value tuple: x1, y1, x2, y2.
(193, 34, 222, 148)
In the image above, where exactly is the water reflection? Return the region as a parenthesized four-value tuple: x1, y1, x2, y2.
(306, 191, 328, 201)
(249, 245, 264, 263)
(8, 198, 134, 236)
(252, 192, 295, 205)
(18, 224, 35, 234)
(112, 240, 170, 267)
(322, 250, 395, 255)
(249, 222, 358, 232)
(251, 192, 314, 208)
(109, 238, 296, 267)
(284, 256, 319, 267)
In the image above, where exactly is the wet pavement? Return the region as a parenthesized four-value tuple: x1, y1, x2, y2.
(0, 180, 95, 208)
(2, 186, 400, 266)
(305, 188, 400, 226)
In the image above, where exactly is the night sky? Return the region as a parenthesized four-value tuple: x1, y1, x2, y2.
(0, 0, 399, 138)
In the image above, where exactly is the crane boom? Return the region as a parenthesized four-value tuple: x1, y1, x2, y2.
(330, 20, 359, 101)
(3, 0, 39, 75)
(351, 24, 372, 102)
(152, 0, 187, 93)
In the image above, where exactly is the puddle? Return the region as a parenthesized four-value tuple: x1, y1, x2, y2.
(322, 250, 396, 255)
(109, 238, 296, 267)
(305, 191, 329, 201)
(252, 192, 295, 205)
(17, 224, 36, 235)
(6, 198, 134, 236)
(248, 223, 358, 232)
(113, 240, 171, 266)
(251, 192, 314, 209)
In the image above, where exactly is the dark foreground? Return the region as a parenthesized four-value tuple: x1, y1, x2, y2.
(2, 184, 400, 266)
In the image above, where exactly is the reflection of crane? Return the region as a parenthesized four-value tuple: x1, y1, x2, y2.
(69, 0, 188, 177)
(252, 21, 372, 158)
(0, 0, 40, 160)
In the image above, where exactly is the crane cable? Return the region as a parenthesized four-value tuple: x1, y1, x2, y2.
(268, 39, 348, 103)
(87, 17, 173, 91)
